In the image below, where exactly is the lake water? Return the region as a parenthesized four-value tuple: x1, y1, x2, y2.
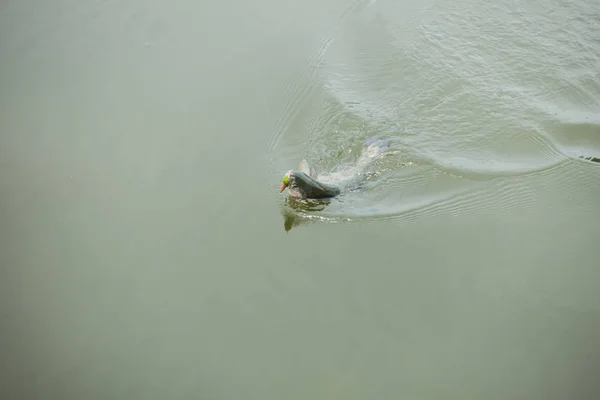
(1, 0, 600, 398)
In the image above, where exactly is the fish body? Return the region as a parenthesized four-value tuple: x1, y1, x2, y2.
(281, 160, 340, 199)
(280, 137, 387, 200)
(287, 170, 341, 199)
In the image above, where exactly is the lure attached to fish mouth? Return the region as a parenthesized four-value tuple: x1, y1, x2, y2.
(279, 160, 341, 199)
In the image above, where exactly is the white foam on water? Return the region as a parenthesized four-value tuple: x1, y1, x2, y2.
(316, 139, 387, 186)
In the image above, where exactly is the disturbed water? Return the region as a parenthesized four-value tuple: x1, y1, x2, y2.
(1, 0, 600, 399)
(270, 0, 600, 229)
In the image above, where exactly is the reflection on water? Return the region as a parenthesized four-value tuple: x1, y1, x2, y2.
(282, 211, 305, 232)
(282, 196, 332, 231)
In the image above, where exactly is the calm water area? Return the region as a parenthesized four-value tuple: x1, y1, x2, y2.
(1, 0, 600, 398)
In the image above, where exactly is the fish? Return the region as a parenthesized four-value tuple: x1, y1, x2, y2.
(279, 137, 388, 200)
(280, 160, 341, 199)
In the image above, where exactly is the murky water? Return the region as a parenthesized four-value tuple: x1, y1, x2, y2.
(1, 0, 599, 399)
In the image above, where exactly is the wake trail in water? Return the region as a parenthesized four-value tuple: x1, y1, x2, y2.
(267, 0, 380, 172)
(316, 137, 389, 189)
(274, 0, 600, 230)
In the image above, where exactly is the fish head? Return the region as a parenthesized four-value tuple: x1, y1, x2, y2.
(279, 171, 292, 193)
(280, 170, 307, 198)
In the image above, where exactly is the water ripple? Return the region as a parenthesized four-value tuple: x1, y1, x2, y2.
(270, 0, 600, 229)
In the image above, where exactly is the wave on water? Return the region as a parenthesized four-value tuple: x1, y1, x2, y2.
(315, 136, 389, 188)
(270, 0, 600, 231)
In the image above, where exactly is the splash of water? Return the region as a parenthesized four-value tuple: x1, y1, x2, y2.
(316, 137, 389, 188)
(280, 136, 391, 232)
